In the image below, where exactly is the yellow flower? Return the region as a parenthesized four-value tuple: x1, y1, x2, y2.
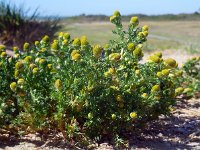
(141, 93, 148, 99)
(114, 10, 121, 17)
(138, 32, 145, 38)
(93, 44, 103, 58)
(23, 42, 30, 51)
(161, 69, 170, 76)
(55, 79, 63, 90)
(109, 53, 121, 62)
(133, 47, 142, 56)
(142, 25, 149, 31)
(13, 46, 19, 52)
(111, 114, 117, 120)
(29, 63, 37, 69)
(0, 45, 6, 52)
(164, 58, 178, 68)
(35, 41, 40, 47)
(143, 31, 148, 37)
(1, 52, 7, 58)
(17, 78, 25, 85)
(42, 35, 50, 43)
(110, 15, 117, 23)
(10, 82, 17, 92)
(24, 56, 33, 63)
(63, 32, 70, 40)
(157, 72, 163, 78)
(72, 53, 81, 61)
(130, 112, 137, 119)
(183, 88, 192, 93)
(15, 61, 24, 70)
(108, 68, 116, 74)
(32, 67, 39, 75)
(73, 38, 81, 46)
(151, 84, 160, 92)
(39, 58, 46, 64)
(135, 69, 140, 75)
(51, 41, 59, 50)
(14, 70, 20, 77)
(71, 50, 81, 61)
(176, 70, 183, 77)
(155, 52, 162, 58)
(148, 55, 161, 63)
(104, 44, 110, 49)
(47, 64, 52, 69)
(128, 43, 135, 51)
(81, 35, 89, 46)
(130, 16, 139, 26)
(175, 87, 184, 95)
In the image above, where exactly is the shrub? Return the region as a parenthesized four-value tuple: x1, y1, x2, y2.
(0, 11, 189, 146)
(0, 1, 60, 49)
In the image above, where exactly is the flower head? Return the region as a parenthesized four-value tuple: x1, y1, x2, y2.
(51, 41, 59, 50)
(55, 79, 63, 90)
(130, 16, 139, 27)
(17, 78, 25, 85)
(10, 82, 17, 92)
(130, 112, 137, 119)
(114, 10, 121, 17)
(81, 35, 89, 46)
(151, 84, 160, 92)
(32, 67, 39, 75)
(42, 35, 50, 43)
(109, 53, 121, 62)
(73, 38, 81, 47)
(0, 45, 6, 52)
(148, 55, 161, 63)
(1, 52, 7, 58)
(93, 44, 103, 58)
(15, 61, 24, 70)
(23, 42, 30, 51)
(128, 43, 135, 51)
(164, 58, 178, 68)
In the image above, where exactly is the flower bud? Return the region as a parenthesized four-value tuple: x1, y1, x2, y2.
(10, 82, 17, 92)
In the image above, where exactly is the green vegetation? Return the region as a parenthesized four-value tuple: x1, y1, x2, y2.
(1, 11, 199, 148)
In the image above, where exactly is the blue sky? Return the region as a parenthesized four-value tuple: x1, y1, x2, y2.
(8, 0, 200, 16)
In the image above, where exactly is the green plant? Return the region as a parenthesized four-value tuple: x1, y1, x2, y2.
(182, 57, 200, 97)
(0, 11, 191, 147)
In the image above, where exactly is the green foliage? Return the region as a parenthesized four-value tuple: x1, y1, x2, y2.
(182, 57, 200, 96)
(0, 1, 60, 49)
(0, 11, 194, 146)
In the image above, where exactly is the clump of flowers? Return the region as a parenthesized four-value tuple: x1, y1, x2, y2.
(0, 11, 196, 148)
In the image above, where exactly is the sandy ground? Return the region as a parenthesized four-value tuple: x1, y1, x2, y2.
(0, 97, 199, 150)
(0, 50, 199, 150)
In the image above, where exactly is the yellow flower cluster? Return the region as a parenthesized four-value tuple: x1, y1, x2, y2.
(71, 50, 81, 61)
(93, 44, 103, 58)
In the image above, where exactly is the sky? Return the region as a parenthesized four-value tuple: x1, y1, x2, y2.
(7, 0, 200, 17)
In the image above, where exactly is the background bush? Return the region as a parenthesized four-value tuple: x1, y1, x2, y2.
(0, 1, 60, 49)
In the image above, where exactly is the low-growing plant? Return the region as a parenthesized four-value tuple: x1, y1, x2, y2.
(0, 11, 193, 147)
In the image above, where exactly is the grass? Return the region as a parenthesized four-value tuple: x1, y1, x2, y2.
(58, 20, 200, 53)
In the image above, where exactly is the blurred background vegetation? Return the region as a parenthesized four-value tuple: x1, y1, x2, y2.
(0, 1, 200, 54)
(0, 1, 60, 49)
